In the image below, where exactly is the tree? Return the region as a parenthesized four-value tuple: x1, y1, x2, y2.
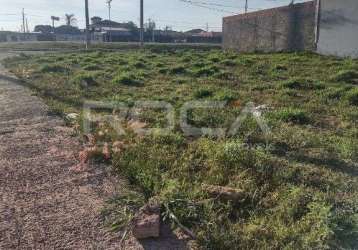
(145, 19, 156, 32)
(55, 25, 81, 35)
(34, 25, 53, 33)
(64, 14, 76, 26)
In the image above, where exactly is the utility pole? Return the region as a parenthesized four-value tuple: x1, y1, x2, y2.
(106, 0, 112, 42)
(140, 0, 144, 46)
(245, 0, 248, 13)
(85, 0, 91, 48)
(51, 16, 60, 33)
(26, 18, 29, 33)
(22, 8, 26, 33)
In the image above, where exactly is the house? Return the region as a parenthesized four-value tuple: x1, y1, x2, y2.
(222, 0, 358, 58)
(90, 17, 132, 42)
(185, 29, 222, 44)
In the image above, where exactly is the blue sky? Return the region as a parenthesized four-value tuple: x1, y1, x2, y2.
(0, 0, 308, 32)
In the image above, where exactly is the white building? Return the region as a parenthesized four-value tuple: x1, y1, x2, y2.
(316, 0, 358, 58)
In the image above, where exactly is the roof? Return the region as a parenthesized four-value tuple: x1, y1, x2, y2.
(192, 31, 223, 38)
(185, 29, 206, 34)
(101, 27, 130, 32)
(91, 20, 123, 28)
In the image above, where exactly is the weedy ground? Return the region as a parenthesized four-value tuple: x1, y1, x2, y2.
(3, 47, 358, 249)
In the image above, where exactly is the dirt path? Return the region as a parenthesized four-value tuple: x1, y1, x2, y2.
(0, 51, 190, 250)
(0, 52, 124, 249)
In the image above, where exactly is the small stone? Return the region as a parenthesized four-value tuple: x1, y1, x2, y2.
(132, 213, 160, 239)
(66, 113, 79, 122)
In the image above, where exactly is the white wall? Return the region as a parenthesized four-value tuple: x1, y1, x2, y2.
(317, 0, 358, 58)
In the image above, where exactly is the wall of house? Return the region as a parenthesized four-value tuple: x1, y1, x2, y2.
(223, 1, 316, 52)
(317, 0, 358, 58)
(0, 32, 39, 42)
(55, 34, 86, 42)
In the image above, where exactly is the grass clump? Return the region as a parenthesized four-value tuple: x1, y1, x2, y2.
(170, 65, 187, 75)
(71, 72, 97, 87)
(83, 64, 102, 71)
(40, 64, 69, 73)
(112, 72, 143, 86)
(332, 70, 358, 83)
(346, 88, 358, 105)
(282, 78, 325, 90)
(221, 59, 237, 67)
(193, 88, 214, 99)
(274, 108, 311, 124)
(194, 65, 219, 77)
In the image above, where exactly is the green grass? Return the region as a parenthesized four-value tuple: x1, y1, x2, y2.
(3, 48, 358, 249)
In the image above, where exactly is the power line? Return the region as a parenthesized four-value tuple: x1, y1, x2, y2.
(179, 0, 238, 14)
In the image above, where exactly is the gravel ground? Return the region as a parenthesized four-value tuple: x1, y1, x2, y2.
(0, 52, 126, 249)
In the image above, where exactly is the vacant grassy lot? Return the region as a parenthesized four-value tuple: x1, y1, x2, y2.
(4, 48, 358, 249)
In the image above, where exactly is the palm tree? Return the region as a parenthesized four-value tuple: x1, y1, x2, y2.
(65, 14, 76, 26)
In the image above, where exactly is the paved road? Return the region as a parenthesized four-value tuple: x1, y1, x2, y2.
(0, 52, 123, 249)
